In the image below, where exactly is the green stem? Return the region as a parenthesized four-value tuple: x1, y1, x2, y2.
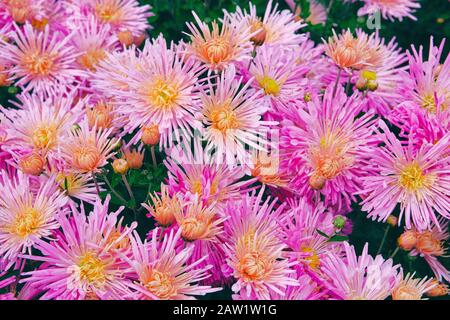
(376, 225, 390, 255)
(332, 68, 342, 98)
(91, 172, 100, 195)
(102, 174, 128, 204)
(151, 146, 157, 169)
(345, 69, 354, 95)
(390, 247, 400, 259)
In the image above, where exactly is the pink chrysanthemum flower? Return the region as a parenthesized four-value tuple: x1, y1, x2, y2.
(21, 196, 136, 300)
(123, 228, 221, 300)
(164, 139, 254, 208)
(226, 0, 305, 48)
(222, 188, 298, 299)
(1, 92, 82, 157)
(0, 172, 68, 267)
(101, 36, 204, 149)
(285, 0, 327, 26)
(348, 0, 421, 22)
(70, 0, 152, 39)
(0, 23, 83, 95)
(185, 11, 254, 72)
(391, 272, 436, 300)
(68, 16, 117, 72)
(354, 30, 409, 116)
(280, 86, 377, 212)
(200, 66, 275, 165)
(47, 157, 101, 204)
(0, 0, 45, 25)
(248, 45, 307, 114)
(59, 119, 118, 174)
(410, 219, 450, 282)
(360, 121, 450, 231)
(281, 198, 344, 274)
(323, 29, 372, 71)
(321, 242, 402, 300)
(390, 38, 450, 138)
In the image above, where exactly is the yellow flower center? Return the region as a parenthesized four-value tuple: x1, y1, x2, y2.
(258, 76, 281, 96)
(209, 103, 239, 132)
(144, 270, 176, 300)
(32, 126, 56, 149)
(238, 252, 272, 281)
(11, 207, 43, 238)
(77, 49, 106, 71)
(202, 37, 231, 65)
(22, 51, 55, 76)
(399, 162, 426, 192)
(77, 252, 107, 286)
(31, 17, 49, 31)
(146, 78, 179, 110)
(95, 1, 123, 25)
(300, 246, 320, 270)
(180, 217, 209, 241)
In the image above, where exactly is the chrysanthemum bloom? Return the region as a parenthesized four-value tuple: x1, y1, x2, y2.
(21, 196, 136, 300)
(321, 242, 402, 300)
(1, 92, 82, 156)
(59, 120, 117, 174)
(324, 29, 372, 72)
(354, 30, 409, 116)
(426, 279, 449, 297)
(347, 0, 421, 22)
(249, 150, 290, 189)
(285, 0, 327, 25)
(164, 139, 254, 208)
(233, 275, 323, 300)
(123, 228, 221, 299)
(174, 198, 225, 243)
(248, 45, 308, 114)
(410, 219, 450, 282)
(398, 37, 449, 115)
(281, 198, 344, 275)
(226, 0, 305, 48)
(101, 36, 204, 149)
(200, 66, 275, 165)
(280, 86, 377, 212)
(360, 121, 450, 231)
(391, 272, 436, 300)
(86, 99, 116, 130)
(185, 11, 254, 71)
(142, 184, 181, 227)
(222, 188, 298, 299)
(0, 0, 45, 25)
(74, 0, 153, 40)
(390, 37, 450, 144)
(0, 172, 67, 266)
(91, 44, 144, 95)
(122, 146, 144, 169)
(68, 16, 117, 72)
(0, 23, 83, 95)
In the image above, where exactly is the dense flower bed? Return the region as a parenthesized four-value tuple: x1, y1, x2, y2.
(0, 0, 448, 300)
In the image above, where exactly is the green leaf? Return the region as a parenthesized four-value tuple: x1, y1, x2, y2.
(316, 229, 330, 239)
(327, 235, 349, 243)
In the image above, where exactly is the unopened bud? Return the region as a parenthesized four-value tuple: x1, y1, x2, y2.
(118, 30, 134, 46)
(134, 33, 146, 46)
(19, 153, 45, 176)
(309, 173, 326, 190)
(387, 215, 398, 227)
(367, 79, 378, 91)
(397, 230, 417, 251)
(141, 125, 160, 146)
(112, 158, 129, 175)
(333, 215, 347, 230)
(426, 280, 448, 297)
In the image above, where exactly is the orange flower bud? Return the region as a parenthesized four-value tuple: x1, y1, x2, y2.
(387, 215, 398, 227)
(117, 30, 134, 46)
(134, 33, 146, 46)
(425, 280, 448, 297)
(124, 149, 144, 169)
(141, 125, 160, 146)
(19, 152, 45, 176)
(397, 230, 417, 251)
(416, 232, 444, 256)
(309, 173, 326, 190)
(112, 158, 129, 175)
